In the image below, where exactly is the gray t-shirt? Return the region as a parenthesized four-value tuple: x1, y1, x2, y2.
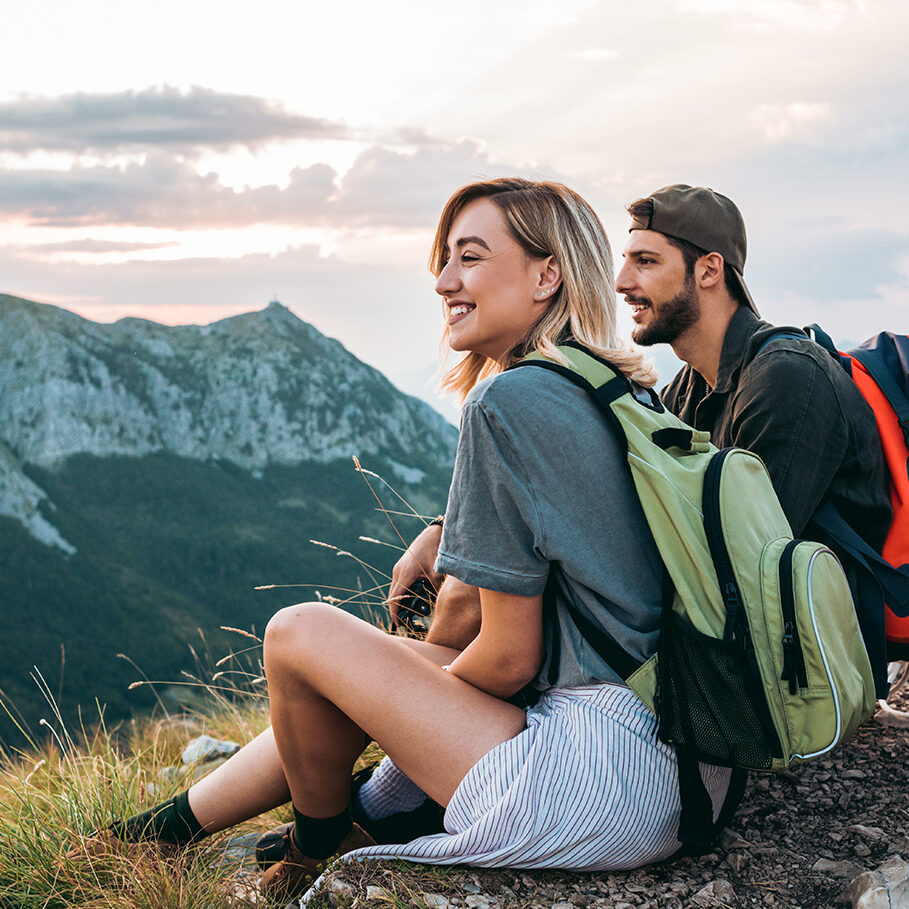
(435, 365, 663, 690)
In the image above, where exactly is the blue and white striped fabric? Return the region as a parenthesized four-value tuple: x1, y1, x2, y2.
(341, 684, 730, 872)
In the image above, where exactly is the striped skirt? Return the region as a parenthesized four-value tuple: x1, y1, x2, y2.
(340, 683, 730, 872)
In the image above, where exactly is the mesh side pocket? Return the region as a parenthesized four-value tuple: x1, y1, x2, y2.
(656, 611, 780, 770)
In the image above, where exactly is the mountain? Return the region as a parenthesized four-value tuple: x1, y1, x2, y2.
(0, 294, 458, 746)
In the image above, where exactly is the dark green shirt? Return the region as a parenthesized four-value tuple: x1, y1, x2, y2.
(660, 307, 892, 549)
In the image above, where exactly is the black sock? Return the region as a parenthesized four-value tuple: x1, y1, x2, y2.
(291, 804, 352, 859)
(112, 790, 208, 845)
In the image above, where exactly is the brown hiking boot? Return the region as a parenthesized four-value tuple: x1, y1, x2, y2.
(259, 823, 376, 903)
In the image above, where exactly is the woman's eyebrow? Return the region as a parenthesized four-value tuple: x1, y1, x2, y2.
(455, 235, 491, 250)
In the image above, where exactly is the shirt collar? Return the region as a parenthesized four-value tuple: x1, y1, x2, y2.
(712, 307, 768, 394)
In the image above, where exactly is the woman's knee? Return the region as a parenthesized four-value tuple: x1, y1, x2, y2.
(264, 601, 339, 661)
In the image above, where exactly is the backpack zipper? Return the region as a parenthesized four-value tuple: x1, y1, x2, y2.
(779, 540, 808, 694)
(703, 448, 784, 759)
(703, 449, 742, 642)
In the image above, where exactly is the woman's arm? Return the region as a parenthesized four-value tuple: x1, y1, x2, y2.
(444, 588, 544, 699)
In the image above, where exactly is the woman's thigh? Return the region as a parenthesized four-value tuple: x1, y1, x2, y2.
(265, 602, 528, 807)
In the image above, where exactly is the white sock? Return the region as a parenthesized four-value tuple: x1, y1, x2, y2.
(355, 756, 428, 820)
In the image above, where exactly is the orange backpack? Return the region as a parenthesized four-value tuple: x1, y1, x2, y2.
(808, 326, 909, 666)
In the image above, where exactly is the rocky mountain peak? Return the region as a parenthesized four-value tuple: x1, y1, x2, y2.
(0, 294, 458, 552)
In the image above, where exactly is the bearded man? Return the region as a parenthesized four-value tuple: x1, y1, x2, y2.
(616, 183, 889, 546)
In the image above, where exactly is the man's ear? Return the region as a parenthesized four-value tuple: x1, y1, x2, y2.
(697, 252, 725, 290)
(534, 256, 563, 301)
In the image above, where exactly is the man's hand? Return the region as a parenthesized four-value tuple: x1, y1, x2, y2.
(388, 523, 445, 626)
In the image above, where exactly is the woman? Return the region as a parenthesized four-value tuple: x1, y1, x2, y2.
(73, 178, 730, 901)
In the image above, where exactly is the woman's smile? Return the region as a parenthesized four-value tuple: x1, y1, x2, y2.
(447, 301, 476, 325)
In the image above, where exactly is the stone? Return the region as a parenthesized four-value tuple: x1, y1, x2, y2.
(843, 856, 909, 909)
(421, 895, 450, 909)
(728, 852, 750, 872)
(814, 858, 867, 878)
(366, 885, 391, 901)
(465, 897, 495, 908)
(692, 879, 736, 905)
(181, 734, 241, 764)
(848, 825, 888, 842)
(842, 871, 891, 909)
(329, 877, 354, 897)
(721, 829, 751, 849)
(216, 832, 260, 865)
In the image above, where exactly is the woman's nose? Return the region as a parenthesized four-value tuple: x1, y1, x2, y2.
(435, 260, 460, 296)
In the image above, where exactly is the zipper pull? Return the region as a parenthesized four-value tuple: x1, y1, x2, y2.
(781, 621, 797, 695)
(722, 581, 741, 641)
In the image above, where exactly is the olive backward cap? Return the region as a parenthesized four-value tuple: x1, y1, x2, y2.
(629, 183, 758, 315)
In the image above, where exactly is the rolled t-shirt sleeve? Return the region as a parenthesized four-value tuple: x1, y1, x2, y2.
(435, 399, 550, 596)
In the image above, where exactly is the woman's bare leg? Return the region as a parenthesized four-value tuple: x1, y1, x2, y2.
(267, 602, 523, 818)
(186, 608, 519, 829)
(187, 727, 290, 831)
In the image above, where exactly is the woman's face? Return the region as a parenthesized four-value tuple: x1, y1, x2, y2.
(435, 198, 556, 362)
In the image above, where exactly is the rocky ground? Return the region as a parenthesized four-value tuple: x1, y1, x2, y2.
(304, 691, 909, 909)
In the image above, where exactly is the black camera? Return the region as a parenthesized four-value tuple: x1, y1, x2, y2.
(395, 577, 437, 637)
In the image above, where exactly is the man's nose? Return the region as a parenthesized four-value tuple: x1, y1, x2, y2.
(615, 261, 633, 294)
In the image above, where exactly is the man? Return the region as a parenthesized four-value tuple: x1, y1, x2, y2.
(615, 184, 890, 551)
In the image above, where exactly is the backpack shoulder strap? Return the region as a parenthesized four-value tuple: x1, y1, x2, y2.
(805, 323, 854, 375)
(850, 333, 909, 446)
(755, 329, 808, 357)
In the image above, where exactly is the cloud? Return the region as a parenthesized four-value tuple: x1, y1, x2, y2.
(749, 102, 834, 144)
(0, 138, 511, 230)
(0, 153, 337, 227)
(0, 86, 351, 154)
(331, 139, 512, 227)
(676, 0, 858, 31)
(22, 238, 179, 254)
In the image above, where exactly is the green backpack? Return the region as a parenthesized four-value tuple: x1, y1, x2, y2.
(515, 344, 876, 848)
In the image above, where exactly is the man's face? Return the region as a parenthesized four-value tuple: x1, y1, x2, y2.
(616, 229, 701, 346)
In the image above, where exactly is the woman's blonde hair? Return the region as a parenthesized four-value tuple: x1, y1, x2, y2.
(431, 177, 657, 402)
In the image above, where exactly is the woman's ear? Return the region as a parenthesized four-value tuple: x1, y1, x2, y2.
(534, 256, 562, 301)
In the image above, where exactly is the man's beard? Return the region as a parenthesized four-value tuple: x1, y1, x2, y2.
(630, 273, 700, 347)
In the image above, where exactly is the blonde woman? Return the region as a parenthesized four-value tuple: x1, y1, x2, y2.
(71, 178, 730, 901)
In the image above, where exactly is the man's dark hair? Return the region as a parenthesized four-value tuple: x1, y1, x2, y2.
(627, 198, 749, 308)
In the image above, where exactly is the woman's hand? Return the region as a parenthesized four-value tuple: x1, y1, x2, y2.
(388, 523, 445, 627)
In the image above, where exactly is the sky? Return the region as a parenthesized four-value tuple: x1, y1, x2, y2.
(1, 0, 908, 403)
